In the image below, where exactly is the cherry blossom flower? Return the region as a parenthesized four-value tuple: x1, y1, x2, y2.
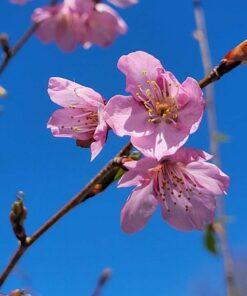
(32, 0, 93, 52)
(105, 51, 205, 160)
(32, 0, 127, 51)
(47, 77, 108, 160)
(118, 148, 229, 232)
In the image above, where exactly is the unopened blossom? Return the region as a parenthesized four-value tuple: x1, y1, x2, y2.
(47, 77, 108, 160)
(119, 148, 229, 232)
(105, 51, 205, 160)
(32, 0, 127, 51)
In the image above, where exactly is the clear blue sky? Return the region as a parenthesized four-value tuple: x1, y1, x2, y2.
(0, 0, 247, 295)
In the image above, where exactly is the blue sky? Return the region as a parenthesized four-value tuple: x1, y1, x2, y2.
(0, 0, 247, 295)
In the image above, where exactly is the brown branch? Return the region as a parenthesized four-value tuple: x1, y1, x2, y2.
(193, 1, 239, 296)
(0, 40, 244, 289)
(0, 0, 57, 76)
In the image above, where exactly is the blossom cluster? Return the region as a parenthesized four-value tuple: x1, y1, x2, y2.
(12, 0, 137, 51)
(47, 51, 229, 233)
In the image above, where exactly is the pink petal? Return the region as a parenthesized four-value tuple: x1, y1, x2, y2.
(55, 15, 78, 52)
(90, 107, 108, 160)
(117, 51, 163, 96)
(11, 0, 28, 4)
(178, 77, 205, 134)
(85, 3, 127, 47)
(186, 162, 230, 196)
(105, 95, 154, 137)
(121, 181, 158, 233)
(119, 157, 157, 187)
(162, 192, 216, 231)
(107, 0, 138, 8)
(48, 77, 103, 108)
(32, 7, 59, 43)
(169, 147, 213, 164)
(65, 0, 93, 14)
(47, 108, 94, 140)
(158, 71, 181, 98)
(131, 124, 189, 161)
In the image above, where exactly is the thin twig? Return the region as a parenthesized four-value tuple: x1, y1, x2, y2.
(0, 0, 57, 76)
(91, 268, 112, 296)
(0, 24, 38, 76)
(192, 1, 239, 295)
(0, 142, 132, 287)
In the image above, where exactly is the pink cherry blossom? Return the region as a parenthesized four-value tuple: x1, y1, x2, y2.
(11, 0, 27, 4)
(32, 0, 93, 52)
(47, 77, 108, 160)
(107, 0, 138, 8)
(105, 51, 205, 160)
(32, 0, 127, 51)
(118, 147, 229, 233)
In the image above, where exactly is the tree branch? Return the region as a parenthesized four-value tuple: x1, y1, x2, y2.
(192, 1, 239, 295)
(0, 0, 57, 76)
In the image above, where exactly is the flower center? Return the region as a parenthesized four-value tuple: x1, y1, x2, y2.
(135, 74, 179, 124)
(61, 107, 98, 134)
(152, 162, 201, 213)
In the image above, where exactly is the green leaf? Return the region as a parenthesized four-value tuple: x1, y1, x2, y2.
(203, 224, 218, 255)
(129, 151, 142, 161)
(114, 168, 125, 181)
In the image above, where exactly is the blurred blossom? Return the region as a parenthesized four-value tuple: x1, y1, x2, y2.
(10, 0, 28, 4)
(105, 51, 205, 160)
(32, 0, 127, 51)
(32, 0, 93, 52)
(118, 147, 229, 233)
(47, 77, 108, 160)
(107, 0, 138, 8)
(83, 3, 127, 48)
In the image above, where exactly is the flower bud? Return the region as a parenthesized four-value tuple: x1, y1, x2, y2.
(9, 193, 27, 245)
(98, 268, 112, 286)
